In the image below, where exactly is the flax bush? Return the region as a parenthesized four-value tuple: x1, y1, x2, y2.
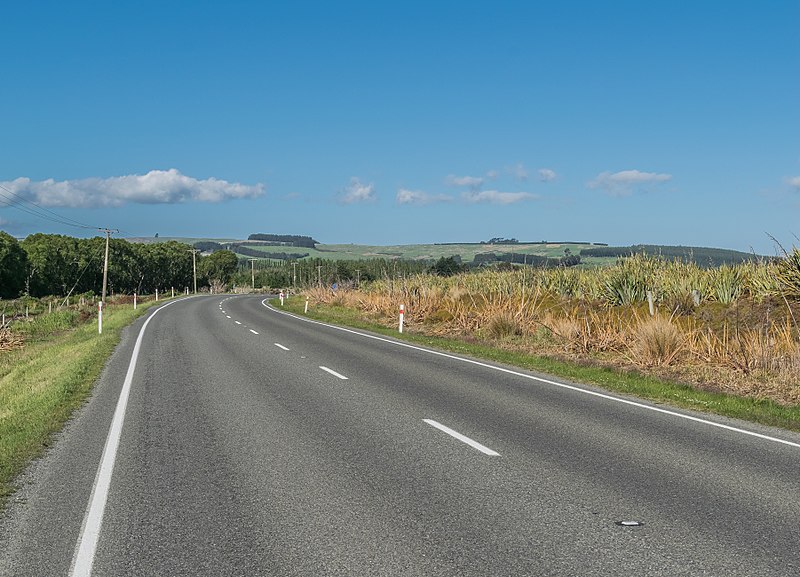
(775, 248, 800, 298)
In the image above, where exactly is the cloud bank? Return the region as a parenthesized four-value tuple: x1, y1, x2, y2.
(446, 174, 484, 191)
(396, 188, 453, 205)
(340, 177, 376, 204)
(588, 169, 672, 196)
(538, 168, 557, 182)
(462, 190, 538, 204)
(0, 169, 265, 208)
(788, 176, 800, 189)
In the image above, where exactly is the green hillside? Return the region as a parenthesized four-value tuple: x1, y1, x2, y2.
(128, 237, 768, 268)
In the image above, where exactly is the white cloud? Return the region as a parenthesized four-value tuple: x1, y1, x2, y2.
(485, 170, 499, 180)
(396, 188, 453, 205)
(446, 174, 484, 190)
(588, 169, 672, 196)
(0, 169, 264, 208)
(538, 168, 557, 182)
(462, 190, 538, 204)
(340, 177, 376, 204)
(512, 163, 528, 181)
(788, 176, 800, 189)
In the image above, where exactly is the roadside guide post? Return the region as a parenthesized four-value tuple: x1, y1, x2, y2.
(98, 301, 103, 334)
(279, 291, 285, 306)
(399, 303, 405, 333)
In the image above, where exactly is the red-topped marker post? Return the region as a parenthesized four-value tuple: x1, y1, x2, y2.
(399, 304, 405, 333)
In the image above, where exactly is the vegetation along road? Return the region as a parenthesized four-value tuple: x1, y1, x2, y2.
(1, 295, 799, 576)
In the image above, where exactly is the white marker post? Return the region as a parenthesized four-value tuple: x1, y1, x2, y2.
(304, 296, 309, 314)
(279, 291, 285, 306)
(155, 289, 159, 301)
(399, 304, 405, 333)
(98, 301, 103, 334)
(134, 293, 137, 310)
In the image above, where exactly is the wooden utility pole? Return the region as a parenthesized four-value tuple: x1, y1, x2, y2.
(99, 228, 118, 305)
(249, 258, 257, 290)
(188, 249, 199, 294)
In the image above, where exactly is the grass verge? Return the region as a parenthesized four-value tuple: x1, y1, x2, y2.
(0, 300, 165, 503)
(275, 297, 800, 432)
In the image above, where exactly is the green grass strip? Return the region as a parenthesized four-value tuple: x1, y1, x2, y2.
(0, 300, 165, 503)
(275, 297, 800, 432)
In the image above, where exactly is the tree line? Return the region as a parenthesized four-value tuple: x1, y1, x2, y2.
(578, 244, 768, 267)
(246, 233, 319, 248)
(0, 232, 239, 299)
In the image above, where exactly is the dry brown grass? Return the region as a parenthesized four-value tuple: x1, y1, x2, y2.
(300, 269, 800, 406)
(628, 316, 685, 367)
(0, 329, 24, 352)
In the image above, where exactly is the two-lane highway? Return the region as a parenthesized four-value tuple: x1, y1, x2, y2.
(2, 295, 799, 576)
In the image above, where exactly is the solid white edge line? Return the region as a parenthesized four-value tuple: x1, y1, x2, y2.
(320, 366, 349, 380)
(250, 329, 259, 335)
(424, 419, 500, 456)
(70, 298, 184, 577)
(274, 343, 290, 351)
(261, 298, 800, 450)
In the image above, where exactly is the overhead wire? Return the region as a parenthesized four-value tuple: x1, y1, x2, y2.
(0, 182, 99, 231)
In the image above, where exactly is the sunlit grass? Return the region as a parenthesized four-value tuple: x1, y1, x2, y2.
(0, 299, 163, 502)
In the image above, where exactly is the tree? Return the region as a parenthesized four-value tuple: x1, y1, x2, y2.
(0, 232, 28, 298)
(430, 256, 465, 277)
(135, 241, 193, 293)
(200, 250, 238, 287)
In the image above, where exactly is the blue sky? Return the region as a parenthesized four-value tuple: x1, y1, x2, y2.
(1, 1, 798, 254)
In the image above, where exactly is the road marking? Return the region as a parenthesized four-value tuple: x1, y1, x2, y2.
(424, 419, 500, 456)
(320, 366, 348, 380)
(70, 298, 184, 577)
(250, 329, 259, 335)
(263, 299, 800, 450)
(235, 321, 242, 325)
(274, 343, 290, 351)
(226, 315, 231, 319)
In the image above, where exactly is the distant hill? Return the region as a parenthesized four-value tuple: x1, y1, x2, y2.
(579, 244, 768, 267)
(127, 237, 769, 268)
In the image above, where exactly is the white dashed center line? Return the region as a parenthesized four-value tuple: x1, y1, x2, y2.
(320, 366, 348, 380)
(274, 343, 290, 351)
(250, 329, 259, 335)
(235, 321, 242, 325)
(423, 419, 500, 456)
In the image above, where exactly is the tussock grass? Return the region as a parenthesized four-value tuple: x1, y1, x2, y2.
(296, 253, 800, 410)
(628, 316, 684, 367)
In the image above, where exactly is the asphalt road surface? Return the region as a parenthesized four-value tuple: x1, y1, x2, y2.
(2, 295, 799, 576)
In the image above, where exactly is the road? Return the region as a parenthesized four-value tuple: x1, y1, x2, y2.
(1, 295, 799, 576)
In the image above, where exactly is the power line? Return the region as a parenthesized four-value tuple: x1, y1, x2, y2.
(0, 182, 98, 230)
